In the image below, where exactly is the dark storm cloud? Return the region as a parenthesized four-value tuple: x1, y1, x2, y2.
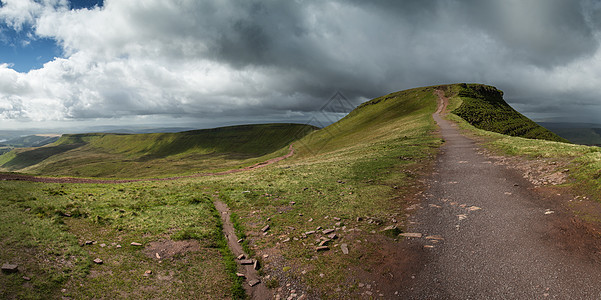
(1, 0, 601, 129)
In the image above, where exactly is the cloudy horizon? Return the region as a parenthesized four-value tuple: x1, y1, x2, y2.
(1, 0, 601, 133)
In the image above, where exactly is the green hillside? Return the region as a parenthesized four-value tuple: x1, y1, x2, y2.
(0, 123, 316, 178)
(451, 84, 568, 142)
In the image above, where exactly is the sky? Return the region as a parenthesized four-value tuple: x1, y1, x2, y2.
(1, 0, 601, 133)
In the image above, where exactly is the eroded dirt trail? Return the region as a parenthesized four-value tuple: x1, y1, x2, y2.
(399, 90, 601, 299)
(214, 200, 272, 299)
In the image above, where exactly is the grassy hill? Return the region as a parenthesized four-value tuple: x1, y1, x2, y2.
(3, 83, 601, 299)
(451, 84, 568, 142)
(0, 123, 316, 178)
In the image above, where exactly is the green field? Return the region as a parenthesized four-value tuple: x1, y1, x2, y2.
(2, 83, 601, 298)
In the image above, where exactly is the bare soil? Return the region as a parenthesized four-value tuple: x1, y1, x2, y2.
(143, 240, 201, 260)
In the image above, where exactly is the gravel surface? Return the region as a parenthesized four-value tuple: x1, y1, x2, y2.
(399, 90, 601, 299)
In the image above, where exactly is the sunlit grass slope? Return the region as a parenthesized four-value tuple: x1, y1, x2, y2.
(0, 123, 316, 178)
(208, 86, 443, 296)
(452, 83, 568, 142)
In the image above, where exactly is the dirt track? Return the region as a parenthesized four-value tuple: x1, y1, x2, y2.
(0, 144, 294, 184)
(398, 90, 601, 299)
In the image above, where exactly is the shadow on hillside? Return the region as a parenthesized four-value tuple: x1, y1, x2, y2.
(1, 144, 84, 170)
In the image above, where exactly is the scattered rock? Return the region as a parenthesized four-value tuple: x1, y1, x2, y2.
(425, 235, 444, 240)
(305, 230, 315, 235)
(22, 276, 31, 281)
(328, 233, 338, 240)
(236, 273, 245, 278)
(130, 242, 142, 246)
(429, 204, 442, 208)
(316, 246, 330, 251)
(248, 279, 261, 287)
(290, 201, 296, 205)
(333, 217, 341, 221)
(468, 206, 481, 211)
(116, 244, 122, 248)
(93, 258, 103, 264)
(155, 253, 161, 259)
(282, 238, 291, 243)
(1, 263, 18, 273)
(240, 259, 254, 265)
(237, 238, 243, 243)
(99, 243, 106, 248)
(335, 222, 342, 227)
(357, 217, 363, 221)
(253, 260, 261, 270)
(261, 225, 270, 232)
(319, 239, 331, 246)
(308, 218, 313, 222)
(457, 214, 467, 220)
(424, 245, 435, 249)
(323, 229, 335, 235)
(399, 233, 422, 238)
(341, 243, 349, 254)
(84, 241, 94, 245)
(237, 254, 246, 260)
(544, 209, 555, 215)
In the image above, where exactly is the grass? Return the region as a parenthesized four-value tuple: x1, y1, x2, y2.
(0, 123, 316, 178)
(0, 180, 239, 299)
(203, 86, 443, 296)
(1, 85, 444, 298)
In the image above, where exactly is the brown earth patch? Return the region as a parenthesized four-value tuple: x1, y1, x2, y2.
(143, 239, 201, 260)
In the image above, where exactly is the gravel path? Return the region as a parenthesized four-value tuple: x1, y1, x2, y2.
(399, 90, 601, 299)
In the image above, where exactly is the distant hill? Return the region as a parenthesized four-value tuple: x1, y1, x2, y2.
(537, 122, 601, 146)
(0, 134, 60, 148)
(0, 123, 316, 178)
(451, 84, 568, 143)
(0, 134, 61, 155)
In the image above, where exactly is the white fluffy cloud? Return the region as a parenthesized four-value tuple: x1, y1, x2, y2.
(1, 0, 601, 130)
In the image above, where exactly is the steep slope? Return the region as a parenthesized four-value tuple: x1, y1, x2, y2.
(451, 84, 568, 142)
(0, 123, 316, 178)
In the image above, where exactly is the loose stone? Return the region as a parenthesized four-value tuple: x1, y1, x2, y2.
(341, 243, 349, 254)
